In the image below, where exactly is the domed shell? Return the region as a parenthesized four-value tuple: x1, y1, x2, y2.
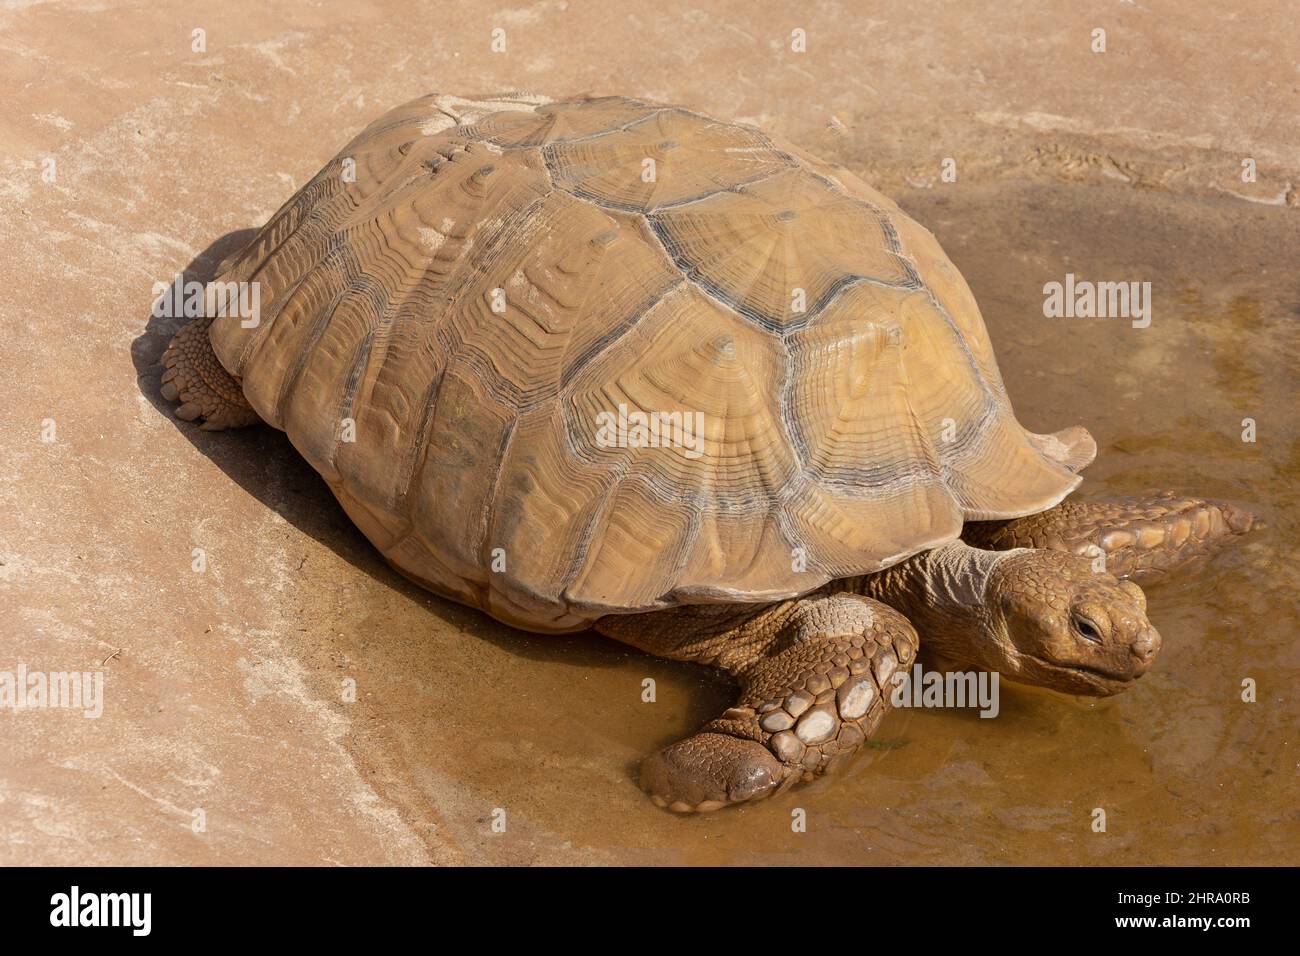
(208, 93, 1086, 632)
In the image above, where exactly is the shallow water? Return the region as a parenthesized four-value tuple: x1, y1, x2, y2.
(287, 180, 1298, 864)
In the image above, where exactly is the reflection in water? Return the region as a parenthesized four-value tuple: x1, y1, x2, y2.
(299, 181, 1298, 864)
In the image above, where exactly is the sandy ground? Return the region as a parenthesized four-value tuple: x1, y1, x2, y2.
(1, 1, 1296, 865)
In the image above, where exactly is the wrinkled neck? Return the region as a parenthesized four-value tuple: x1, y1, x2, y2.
(915, 542, 1015, 607)
(858, 542, 1026, 664)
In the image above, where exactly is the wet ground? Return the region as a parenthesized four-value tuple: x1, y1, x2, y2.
(2, 0, 1296, 865)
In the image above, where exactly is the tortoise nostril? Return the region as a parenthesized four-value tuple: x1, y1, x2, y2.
(1131, 632, 1159, 663)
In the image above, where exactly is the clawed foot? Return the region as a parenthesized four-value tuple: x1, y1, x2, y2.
(638, 594, 915, 812)
(160, 317, 261, 431)
(640, 733, 787, 812)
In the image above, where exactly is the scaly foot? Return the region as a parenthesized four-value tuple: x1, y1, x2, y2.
(159, 317, 261, 430)
(631, 593, 917, 812)
(963, 493, 1256, 582)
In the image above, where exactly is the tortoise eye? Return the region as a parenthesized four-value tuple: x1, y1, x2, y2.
(1073, 616, 1103, 644)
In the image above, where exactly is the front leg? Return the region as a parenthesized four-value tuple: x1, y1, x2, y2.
(596, 593, 917, 812)
(962, 493, 1255, 582)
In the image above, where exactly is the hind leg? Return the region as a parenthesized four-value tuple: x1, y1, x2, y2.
(963, 494, 1256, 582)
(160, 317, 261, 430)
(597, 593, 917, 812)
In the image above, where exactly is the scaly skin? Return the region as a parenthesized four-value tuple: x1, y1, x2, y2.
(962, 494, 1256, 581)
(596, 544, 1160, 812)
(159, 317, 261, 430)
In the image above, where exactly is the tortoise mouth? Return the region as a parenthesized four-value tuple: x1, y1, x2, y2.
(1024, 653, 1141, 695)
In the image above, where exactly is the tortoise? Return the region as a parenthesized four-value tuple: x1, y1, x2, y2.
(160, 93, 1254, 812)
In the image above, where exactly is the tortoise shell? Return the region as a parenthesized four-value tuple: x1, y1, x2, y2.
(208, 93, 1083, 632)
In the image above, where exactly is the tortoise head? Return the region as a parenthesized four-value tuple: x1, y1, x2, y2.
(981, 549, 1161, 696)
